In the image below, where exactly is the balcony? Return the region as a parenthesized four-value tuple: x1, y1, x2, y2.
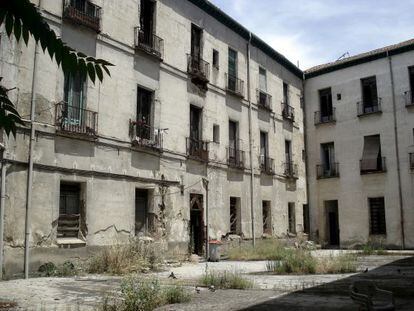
(314, 108, 336, 125)
(227, 147, 245, 169)
(187, 54, 210, 85)
(225, 74, 244, 98)
(259, 155, 275, 175)
(360, 157, 387, 174)
(410, 153, 414, 169)
(186, 137, 209, 162)
(404, 91, 414, 107)
(134, 27, 164, 60)
(282, 102, 295, 121)
(129, 119, 163, 151)
(63, 0, 101, 33)
(357, 98, 382, 117)
(257, 89, 272, 111)
(283, 161, 298, 178)
(55, 102, 98, 137)
(316, 163, 340, 179)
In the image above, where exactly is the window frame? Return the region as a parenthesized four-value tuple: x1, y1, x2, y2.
(369, 197, 386, 235)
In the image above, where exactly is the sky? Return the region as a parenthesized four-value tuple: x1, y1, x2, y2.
(209, 0, 414, 70)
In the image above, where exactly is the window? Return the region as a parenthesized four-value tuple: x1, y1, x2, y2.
(321, 142, 335, 171)
(136, 87, 153, 139)
(303, 204, 310, 234)
(369, 197, 386, 235)
(212, 49, 219, 69)
(262, 201, 272, 234)
(191, 24, 202, 59)
(139, 0, 155, 43)
(213, 124, 220, 143)
(135, 189, 149, 235)
(227, 48, 238, 91)
(283, 82, 289, 105)
(259, 67, 267, 91)
(64, 72, 86, 125)
(361, 135, 384, 173)
(285, 140, 292, 163)
(288, 203, 296, 234)
(260, 131, 268, 158)
(59, 182, 82, 238)
(319, 88, 333, 121)
(228, 120, 238, 150)
(409, 67, 414, 103)
(361, 76, 379, 110)
(190, 105, 202, 141)
(230, 197, 241, 234)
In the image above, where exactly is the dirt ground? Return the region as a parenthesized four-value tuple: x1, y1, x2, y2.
(0, 253, 413, 310)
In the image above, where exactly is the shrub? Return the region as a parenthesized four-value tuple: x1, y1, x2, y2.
(227, 239, 288, 261)
(361, 242, 386, 255)
(38, 260, 76, 277)
(87, 239, 163, 275)
(316, 254, 357, 274)
(200, 271, 253, 289)
(163, 285, 191, 304)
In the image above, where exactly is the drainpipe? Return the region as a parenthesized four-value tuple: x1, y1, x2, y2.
(387, 51, 405, 249)
(24, 0, 42, 279)
(302, 75, 311, 238)
(247, 32, 255, 247)
(0, 145, 5, 279)
(203, 178, 209, 260)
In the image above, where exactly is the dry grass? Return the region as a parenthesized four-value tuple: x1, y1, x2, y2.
(200, 271, 253, 289)
(87, 239, 163, 275)
(227, 239, 288, 261)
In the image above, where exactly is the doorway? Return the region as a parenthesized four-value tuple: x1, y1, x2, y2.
(325, 200, 339, 247)
(190, 193, 204, 255)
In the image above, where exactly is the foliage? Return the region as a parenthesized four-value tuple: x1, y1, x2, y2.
(0, 0, 113, 136)
(360, 242, 386, 255)
(227, 239, 289, 261)
(200, 270, 253, 290)
(38, 260, 77, 277)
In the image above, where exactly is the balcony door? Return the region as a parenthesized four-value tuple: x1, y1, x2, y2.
(139, 0, 155, 45)
(191, 24, 202, 61)
(228, 120, 238, 162)
(409, 67, 414, 103)
(285, 140, 292, 164)
(321, 142, 335, 173)
(361, 76, 378, 110)
(319, 88, 333, 120)
(64, 72, 86, 126)
(228, 48, 238, 90)
(136, 87, 153, 140)
(283, 82, 289, 105)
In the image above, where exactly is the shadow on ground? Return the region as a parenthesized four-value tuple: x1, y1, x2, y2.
(240, 256, 414, 310)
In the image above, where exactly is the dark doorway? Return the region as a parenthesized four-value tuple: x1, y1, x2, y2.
(262, 201, 272, 235)
(361, 76, 378, 109)
(135, 189, 148, 235)
(190, 194, 204, 255)
(325, 200, 339, 247)
(139, 0, 155, 44)
(191, 24, 202, 60)
(319, 88, 333, 120)
(59, 182, 82, 238)
(136, 86, 153, 139)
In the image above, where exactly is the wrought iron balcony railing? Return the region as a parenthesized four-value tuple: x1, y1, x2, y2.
(257, 89, 272, 111)
(187, 54, 210, 84)
(134, 27, 164, 59)
(404, 91, 414, 107)
(55, 102, 98, 136)
(360, 157, 387, 174)
(314, 108, 336, 125)
(227, 147, 245, 169)
(129, 119, 163, 151)
(410, 153, 414, 169)
(186, 137, 209, 162)
(357, 98, 382, 116)
(283, 161, 298, 178)
(316, 163, 340, 179)
(259, 155, 275, 175)
(282, 102, 295, 121)
(225, 74, 244, 97)
(63, 0, 101, 32)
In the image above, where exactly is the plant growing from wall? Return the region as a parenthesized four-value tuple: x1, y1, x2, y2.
(0, 0, 113, 136)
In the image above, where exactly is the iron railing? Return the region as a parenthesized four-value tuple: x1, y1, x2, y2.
(134, 27, 164, 59)
(259, 155, 275, 175)
(357, 98, 382, 116)
(404, 91, 414, 107)
(282, 102, 295, 121)
(129, 119, 163, 150)
(410, 153, 414, 169)
(257, 89, 272, 110)
(63, 0, 101, 32)
(316, 163, 340, 179)
(314, 108, 336, 125)
(55, 102, 98, 136)
(187, 54, 210, 83)
(227, 147, 245, 169)
(186, 137, 209, 162)
(360, 157, 387, 174)
(225, 74, 244, 97)
(284, 161, 298, 178)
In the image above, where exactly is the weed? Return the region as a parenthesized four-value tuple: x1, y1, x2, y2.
(227, 239, 288, 261)
(200, 271, 253, 289)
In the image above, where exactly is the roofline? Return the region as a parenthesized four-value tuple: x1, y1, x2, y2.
(305, 40, 414, 79)
(187, 0, 304, 79)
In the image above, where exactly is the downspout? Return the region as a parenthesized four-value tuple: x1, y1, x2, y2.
(203, 178, 209, 260)
(302, 74, 311, 238)
(24, 0, 42, 279)
(247, 32, 255, 247)
(0, 145, 5, 279)
(387, 51, 405, 249)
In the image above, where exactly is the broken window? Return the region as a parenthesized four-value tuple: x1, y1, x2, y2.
(288, 202, 296, 234)
(58, 183, 82, 239)
(369, 197, 386, 235)
(303, 204, 310, 234)
(361, 134, 384, 173)
(229, 197, 241, 235)
(136, 86, 153, 140)
(262, 201, 271, 235)
(259, 67, 267, 92)
(212, 49, 219, 69)
(213, 124, 220, 143)
(361, 76, 379, 112)
(139, 0, 155, 46)
(319, 88, 333, 121)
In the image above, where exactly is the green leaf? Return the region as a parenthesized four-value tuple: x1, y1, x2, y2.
(22, 23, 29, 45)
(102, 65, 111, 77)
(5, 13, 13, 37)
(0, 9, 7, 26)
(95, 64, 103, 82)
(78, 58, 88, 80)
(14, 18, 22, 41)
(87, 62, 96, 83)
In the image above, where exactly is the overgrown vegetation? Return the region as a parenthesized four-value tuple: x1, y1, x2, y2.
(38, 260, 77, 277)
(360, 242, 386, 255)
(200, 271, 253, 289)
(227, 239, 289, 261)
(266, 251, 357, 275)
(87, 240, 163, 275)
(100, 277, 191, 311)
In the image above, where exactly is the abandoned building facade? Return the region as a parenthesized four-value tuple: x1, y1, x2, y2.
(1, 0, 307, 274)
